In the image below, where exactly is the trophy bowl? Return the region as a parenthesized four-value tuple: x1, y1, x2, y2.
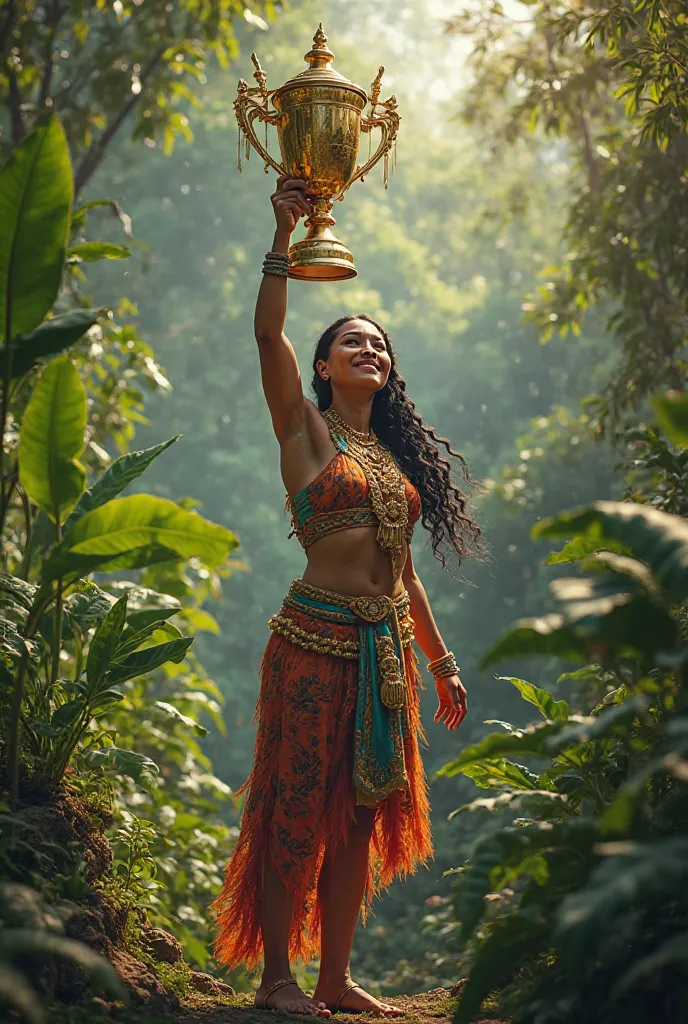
(235, 25, 399, 282)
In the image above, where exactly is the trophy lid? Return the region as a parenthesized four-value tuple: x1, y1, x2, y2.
(274, 25, 367, 101)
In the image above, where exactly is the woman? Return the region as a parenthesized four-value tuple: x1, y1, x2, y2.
(211, 177, 481, 1017)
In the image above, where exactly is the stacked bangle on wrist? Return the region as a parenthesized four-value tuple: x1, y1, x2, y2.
(427, 651, 459, 678)
(262, 251, 291, 277)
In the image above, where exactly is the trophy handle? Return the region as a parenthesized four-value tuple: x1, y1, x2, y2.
(234, 55, 287, 176)
(341, 70, 400, 197)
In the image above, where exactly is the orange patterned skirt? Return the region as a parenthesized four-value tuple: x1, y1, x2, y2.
(210, 580, 433, 971)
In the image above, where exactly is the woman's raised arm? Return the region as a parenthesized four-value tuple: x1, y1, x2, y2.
(255, 176, 316, 443)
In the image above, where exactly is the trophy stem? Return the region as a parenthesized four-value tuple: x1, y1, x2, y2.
(288, 198, 357, 282)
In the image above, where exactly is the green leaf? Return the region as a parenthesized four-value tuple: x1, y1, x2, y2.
(51, 699, 85, 728)
(451, 758, 544, 792)
(0, 573, 37, 611)
(0, 929, 127, 1001)
(5, 308, 105, 378)
(455, 912, 549, 1024)
(0, 964, 43, 1024)
(43, 494, 238, 584)
(545, 533, 628, 566)
(454, 819, 598, 943)
(63, 581, 115, 628)
(614, 932, 688, 995)
(65, 435, 180, 530)
(66, 241, 130, 261)
(449, 789, 566, 819)
(105, 582, 181, 630)
(533, 501, 688, 605)
(113, 618, 182, 662)
(653, 392, 688, 446)
(501, 676, 569, 720)
(81, 746, 159, 789)
(154, 700, 207, 736)
(546, 696, 648, 754)
(104, 636, 193, 686)
(480, 614, 588, 668)
(0, 114, 73, 342)
(18, 357, 86, 524)
(435, 719, 576, 778)
(85, 593, 128, 695)
(555, 838, 688, 967)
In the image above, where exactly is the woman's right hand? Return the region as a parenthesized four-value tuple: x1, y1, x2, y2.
(271, 175, 315, 236)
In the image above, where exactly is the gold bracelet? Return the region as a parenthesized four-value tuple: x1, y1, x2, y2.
(427, 651, 459, 677)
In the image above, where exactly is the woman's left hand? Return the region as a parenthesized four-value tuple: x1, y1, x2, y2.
(434, 673, 467, 730)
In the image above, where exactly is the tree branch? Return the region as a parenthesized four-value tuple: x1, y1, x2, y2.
(7, 64, 24, 143)
(73, 44, 166, 196)
(0, 0, 17, 55)
(38, 0, 69, 109)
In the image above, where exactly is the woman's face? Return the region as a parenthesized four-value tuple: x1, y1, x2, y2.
(316, 319, 392, 394)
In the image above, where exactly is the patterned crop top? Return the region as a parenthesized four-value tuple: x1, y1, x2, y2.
(288, 440, 422, 551)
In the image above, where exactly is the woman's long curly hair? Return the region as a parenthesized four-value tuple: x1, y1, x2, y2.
(312, 314, 484, 571)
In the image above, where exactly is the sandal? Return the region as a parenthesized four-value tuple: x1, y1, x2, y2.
(326, 981, 365, 1014)
(255, 977, 300, 1009)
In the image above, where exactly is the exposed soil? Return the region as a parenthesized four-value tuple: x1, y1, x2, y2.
(47, 987, 509, 1024)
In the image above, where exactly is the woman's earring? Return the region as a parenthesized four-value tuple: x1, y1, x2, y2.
(322, 372, 329, 380)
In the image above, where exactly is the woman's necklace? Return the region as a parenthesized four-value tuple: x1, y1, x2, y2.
(324, 407, 410, 580)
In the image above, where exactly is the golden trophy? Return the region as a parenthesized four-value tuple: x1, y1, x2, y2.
(234, 24, 400, 282)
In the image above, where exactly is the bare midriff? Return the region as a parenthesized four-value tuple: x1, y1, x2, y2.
(301, 525, 409, 599)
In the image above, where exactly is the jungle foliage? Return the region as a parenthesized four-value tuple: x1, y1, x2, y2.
(0, 102, 240, 1024)
(438, 2, 688, 1020)
(1, 0, 686, 1019)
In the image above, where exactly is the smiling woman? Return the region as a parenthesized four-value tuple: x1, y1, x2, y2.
(210, 176, 484, 1017)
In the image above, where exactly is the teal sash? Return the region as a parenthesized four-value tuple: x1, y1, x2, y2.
(286, 589, 408, 803)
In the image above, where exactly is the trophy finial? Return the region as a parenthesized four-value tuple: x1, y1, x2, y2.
(304, 23, 335, 69)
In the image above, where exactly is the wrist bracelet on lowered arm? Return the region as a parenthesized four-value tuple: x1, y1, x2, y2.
(427, 651, 459, 678)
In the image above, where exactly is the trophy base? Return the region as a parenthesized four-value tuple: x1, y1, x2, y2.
(288, 237, 357, 282)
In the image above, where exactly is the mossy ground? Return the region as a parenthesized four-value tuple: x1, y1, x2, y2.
(46, 988, 509, 1024)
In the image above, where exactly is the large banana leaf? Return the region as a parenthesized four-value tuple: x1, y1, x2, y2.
(42, 494, 238, 583)
(65, 435, 180, 530)
(18, 357, 86, 524)
(0, 114, 72, 342)
(533, 501, 688, 604)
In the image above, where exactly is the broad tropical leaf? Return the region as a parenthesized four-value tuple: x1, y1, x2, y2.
(480, 613, 588, 668)
(450, 789, 567, 819)
(653, 392, 688, 446)
(105, 581, 181, 630)
(455, 912, 550, 1024)
(104, 636, 193, 686)
(65, 435, 180, 530)
(18, 357, 86, 524)
(3, 309, 105, 379)
(502, 676, 569, 720)
(0, 574, 37, 611)
(436, 719, 578, 778)
(533, 501, 688, 604)
(42, 494, 238, 583)
(85, 594, 128, 694)
(0, 114, 72, 342)
(614, 932, 688, 995)
(450, 758, 544, 792)
(547, 697, 648, 755)
(555, 838, 688, 966)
